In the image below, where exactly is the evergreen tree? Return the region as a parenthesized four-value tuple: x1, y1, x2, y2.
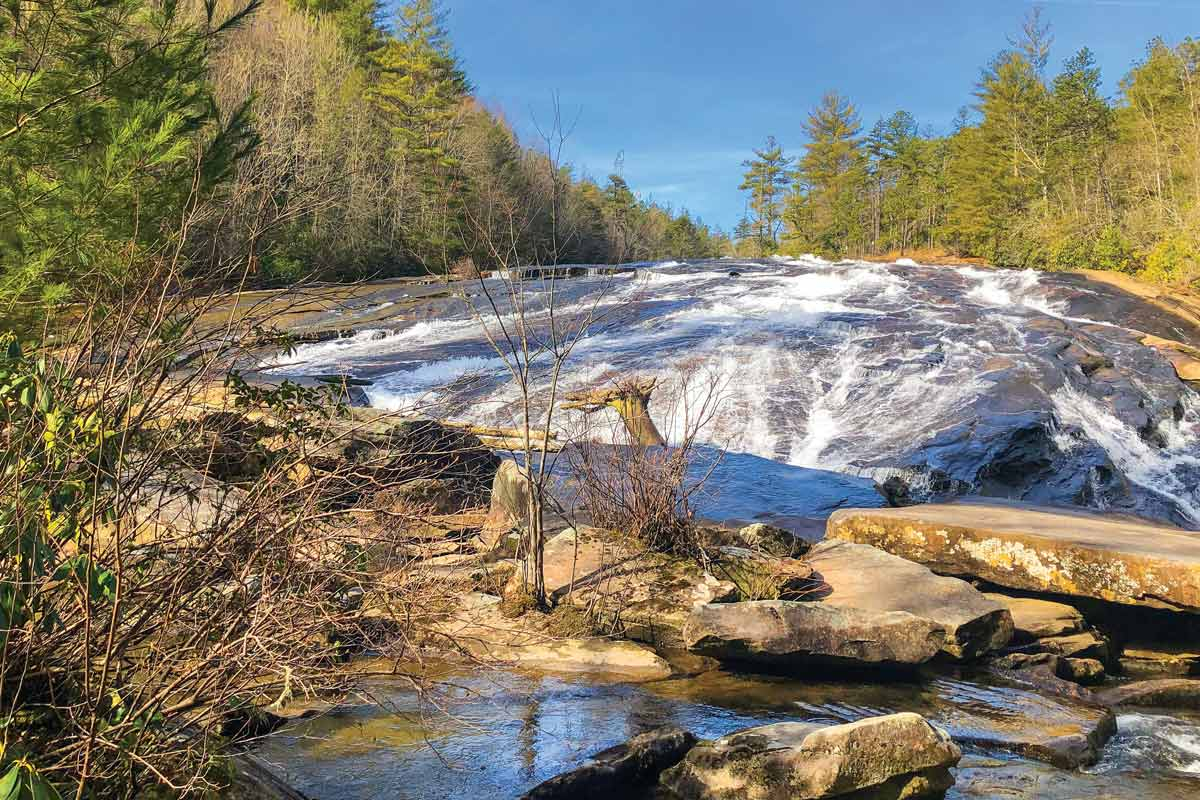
(370, 0, 471, 265)
(738, 135, 791, 254)
(288, 0, 384, 57)
(0, 0, 258, 311)
(786, 92, 867, 256)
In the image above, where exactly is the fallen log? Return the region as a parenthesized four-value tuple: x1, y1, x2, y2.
(563, 377, 665, 447)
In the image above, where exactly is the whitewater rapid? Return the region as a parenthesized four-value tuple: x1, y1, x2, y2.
(264, 257, 1200, 528)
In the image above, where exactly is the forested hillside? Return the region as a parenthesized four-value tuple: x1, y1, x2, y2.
(0, 0, 728, 309)
(738, 11, 1200, 285)
(210, 0, 729, 283)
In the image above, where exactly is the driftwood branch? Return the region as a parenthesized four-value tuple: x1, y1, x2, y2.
(563, 377, 665, 447)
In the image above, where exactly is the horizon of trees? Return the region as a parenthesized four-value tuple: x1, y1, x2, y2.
(736, 10, 1200, 285)
(211, 0, 729, 286)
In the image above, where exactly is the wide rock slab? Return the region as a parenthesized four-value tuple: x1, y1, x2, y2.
(807, 540, 1012, 660)
(683, 600, 946, 668)
(660, 712, 960, 800)
(827, 500, 1200, 612)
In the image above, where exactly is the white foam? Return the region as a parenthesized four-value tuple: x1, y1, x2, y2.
(1051, 384, 1200, 524)
(365, 355, 507, 412)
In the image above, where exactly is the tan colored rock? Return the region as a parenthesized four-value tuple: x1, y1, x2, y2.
(827, 501, 1200, 612)
(1095, 678, 1200, 709)
(1038, 631, 1111, 664)
(982, 593, 1085, 640)
(660, 713, 961, 800)
(683, 600, 947, 668)
(1141, 334, 1200, 381)
(480, 459, 531, 548)
(1121, 646, 1200, 678)
(493, 638, 673, 681)
(808, 540, 1012, 660)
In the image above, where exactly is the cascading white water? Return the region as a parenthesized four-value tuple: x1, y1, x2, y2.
(265, 257, 1200, 527)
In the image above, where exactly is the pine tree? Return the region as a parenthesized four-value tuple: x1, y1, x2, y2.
(0, 0, 258, 312)
(786, 92, 867, 256)
(738, 136, 791, 254)
(370, 0, 471, 266)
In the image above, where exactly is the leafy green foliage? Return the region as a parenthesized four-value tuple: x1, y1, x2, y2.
(0, 0, 258, 313)
(737, 16, 1200, 286)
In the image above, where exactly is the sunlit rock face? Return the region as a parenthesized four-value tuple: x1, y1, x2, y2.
(265, 257, 1200, 529)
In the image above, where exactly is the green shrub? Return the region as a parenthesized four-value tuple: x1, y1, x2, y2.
(1140, 234, 1200, 285)
(1093, 225, 1137, 273)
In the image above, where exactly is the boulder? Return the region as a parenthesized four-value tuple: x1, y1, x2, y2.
(521, 726, 696, 799)
(827, 501, 1200, 612)
(660, 713, 960, 800)
(806, 541, 1012, 660)
(1094, 678, 1200, 709)
(737, 522, 809, 557)
(982, 593, 1085, 641)
(531, 528, 738, 648)
(682, 600, 946, 669)
(481, 459, 531, 547)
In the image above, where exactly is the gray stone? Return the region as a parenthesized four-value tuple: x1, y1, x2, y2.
(521, 726, 696, 799)
(683, 600, 946, 668)
(660, 713, 960, 800)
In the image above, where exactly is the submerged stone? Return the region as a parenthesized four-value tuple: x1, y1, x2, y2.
(1094, 678, 1200, 709)
(827, 501, 1200, 612)
(659, 712, 961, 800)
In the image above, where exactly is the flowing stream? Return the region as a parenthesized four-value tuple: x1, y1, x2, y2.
(259, 258, 1200, 796)
(266, 257, 1200, 528)
(252, 667, 1200, 799)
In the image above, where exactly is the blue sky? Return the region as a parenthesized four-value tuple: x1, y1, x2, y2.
(441, 0, 1200, 232)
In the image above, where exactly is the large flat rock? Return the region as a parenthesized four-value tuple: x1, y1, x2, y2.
(807, 540, 1012, 660)
(660, 713, 960, 800)
(683, 600, 946, 669)
(827, 501, 1200, 612)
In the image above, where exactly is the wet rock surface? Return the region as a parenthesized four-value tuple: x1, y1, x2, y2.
(522, 726, 696, 799)
(827, 500, 1200, 611)
(660, 713, 961, 800)
(266, 260, 1200, 529)
(806, 540, 1012, 660)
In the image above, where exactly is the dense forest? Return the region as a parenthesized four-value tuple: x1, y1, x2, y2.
(1, 0, 728, 309)
(208, 0, 730, 282)
(737, 11, 1200, 285)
